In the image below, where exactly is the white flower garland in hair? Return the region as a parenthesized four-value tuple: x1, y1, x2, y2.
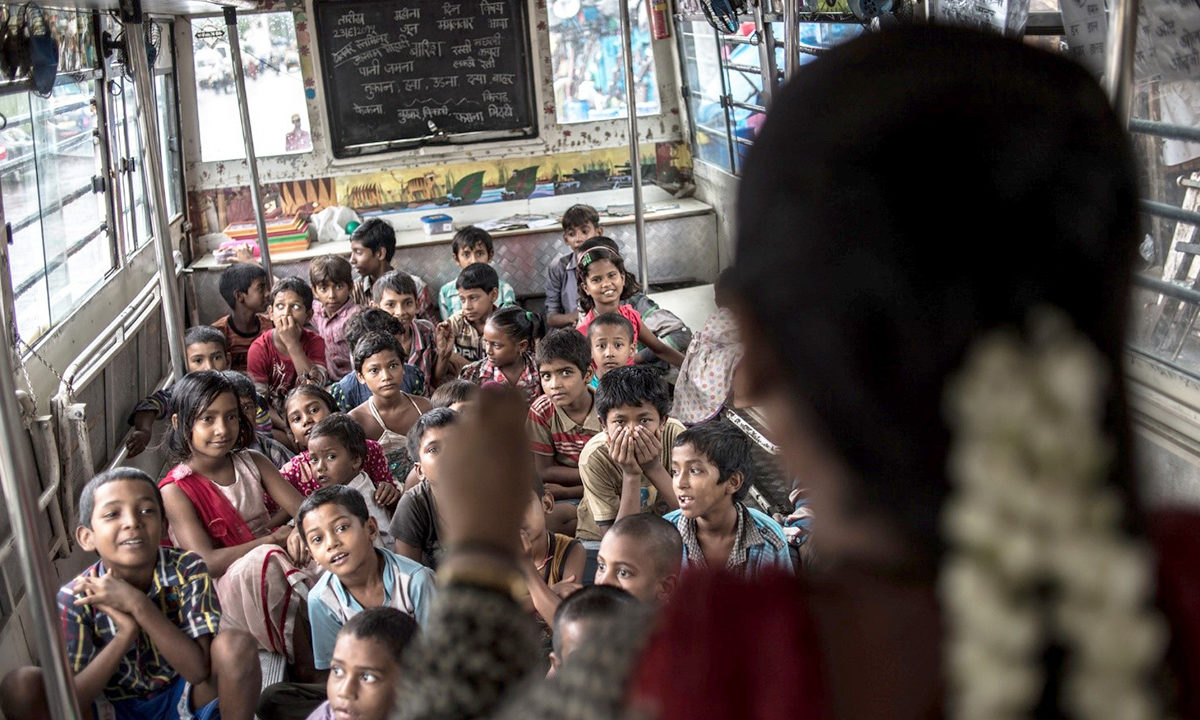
(941, 309, 1167, 720)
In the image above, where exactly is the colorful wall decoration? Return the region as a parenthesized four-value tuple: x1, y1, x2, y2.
(188, 140, 692, 238)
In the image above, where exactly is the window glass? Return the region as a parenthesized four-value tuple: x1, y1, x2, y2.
(1126, 9, 1200, 374)
(2, 75, 112, 342)
(549, 0, 661, 123)
(191, 12, 309, 162)
(107, 78, 151, 255)
(679, 20, 732, 172)
(156, 73, 183, 218)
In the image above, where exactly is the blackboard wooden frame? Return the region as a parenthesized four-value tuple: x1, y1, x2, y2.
(313, 0, 540, 158)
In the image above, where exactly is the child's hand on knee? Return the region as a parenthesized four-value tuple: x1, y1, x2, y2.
(374, 482, 401, 508)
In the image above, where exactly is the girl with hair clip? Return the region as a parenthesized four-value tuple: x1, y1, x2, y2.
(575, 245, 684, 368)
(460, 305, 546, 404)
(157, 371, 321, 679)
(386, 25, 1200, 720)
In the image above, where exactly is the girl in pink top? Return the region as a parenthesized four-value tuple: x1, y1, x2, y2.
(574, 245, 684, 367)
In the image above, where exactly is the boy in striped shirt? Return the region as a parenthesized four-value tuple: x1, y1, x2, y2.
(527, 330, 603, 535)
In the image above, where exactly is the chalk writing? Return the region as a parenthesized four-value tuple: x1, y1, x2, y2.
(431, 75, 460, 88)
(489, 17, 510, 29)
(384, 60, 416, 73)
(354, 103, 384, 115)
(411, 39, 446, 57)
(437, 17, 475, 30)
(453, 111, 485, 123)
(358, 59, 381, 77)
(491, 73, 516, 85)
(403, 78, 425, 91)
(393, 7, 420, 20)
(338, 11, 364, 24)
(453, 57, 477, 68)
(480, 0, 506, 14)
(442, 2, 461, 15)
(482, 90, 509, 103)
(487, 104, 514, 118)
(362, 80, 396, 99)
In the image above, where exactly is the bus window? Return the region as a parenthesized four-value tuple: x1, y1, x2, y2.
(2, 72, 112, 342)
(549, 0, 661, 123)
(191, 12, 310, 162)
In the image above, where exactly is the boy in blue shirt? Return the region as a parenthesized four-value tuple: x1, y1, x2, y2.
(437, 226, 516, 320)
(664, 420, 793, 578)
(0, 468, 260, 720)
(545, 204, 603, 329)
(298, 485, 437, 671)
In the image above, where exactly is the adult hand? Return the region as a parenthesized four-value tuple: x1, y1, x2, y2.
(434, 386, 532, 557)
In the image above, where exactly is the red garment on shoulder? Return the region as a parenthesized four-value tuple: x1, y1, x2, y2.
(630, 571, 827, 720)
(159, 464, 256, 548)
(632, 510, 1200, 720)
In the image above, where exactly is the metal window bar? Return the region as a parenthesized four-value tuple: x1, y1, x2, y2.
(1129, 117, 1200, 143)
(714, 23, 739, 172)
(1140, 200, 1200, 227)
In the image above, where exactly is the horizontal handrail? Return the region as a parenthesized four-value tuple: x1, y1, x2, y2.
(1131, 272, 1200, 304)
(53, 275, 160, 401)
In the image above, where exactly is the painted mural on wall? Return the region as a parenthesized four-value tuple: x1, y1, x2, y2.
(189, 140, 692, 235)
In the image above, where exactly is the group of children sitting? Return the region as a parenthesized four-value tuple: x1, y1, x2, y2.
(0, 204, 797, 720)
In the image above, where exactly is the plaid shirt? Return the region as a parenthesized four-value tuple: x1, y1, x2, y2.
(665, 503, 793, 579)
(310, 300, 362, 381)
(438, 277, 517, 321)
(59, 548, 221, 701)
(404, 318, 437, 390)
(353, 272, 436, 323)
(460, 353, 542, 403)
(280, 439, 396, 496)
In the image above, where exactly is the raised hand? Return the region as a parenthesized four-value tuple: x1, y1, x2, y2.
(433, 386, 533, 557)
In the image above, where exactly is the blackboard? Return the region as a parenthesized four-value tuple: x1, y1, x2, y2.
(314, 0, 538, 158)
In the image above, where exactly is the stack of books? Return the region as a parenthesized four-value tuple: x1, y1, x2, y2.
(223, 214, 310, 257)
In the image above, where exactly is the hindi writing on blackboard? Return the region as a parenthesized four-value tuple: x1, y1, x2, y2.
(315, 0, 537, 157)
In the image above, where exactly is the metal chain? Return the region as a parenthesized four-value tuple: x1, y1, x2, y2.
(13, 333, 74, 407)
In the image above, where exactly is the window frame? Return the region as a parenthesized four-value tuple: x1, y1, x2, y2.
(187, 9, 312, 163)
(0, 9, 185, 350)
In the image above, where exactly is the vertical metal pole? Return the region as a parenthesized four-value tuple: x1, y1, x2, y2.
(0, 343, 81, 720)
(784, 0, 799, 81)
(122, 0, 186, 380)
(1103, 0, 1139, 126)
(224, 7, 273, 279)
(619, 0, 650, 290)
(752, 0, 774, 106)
